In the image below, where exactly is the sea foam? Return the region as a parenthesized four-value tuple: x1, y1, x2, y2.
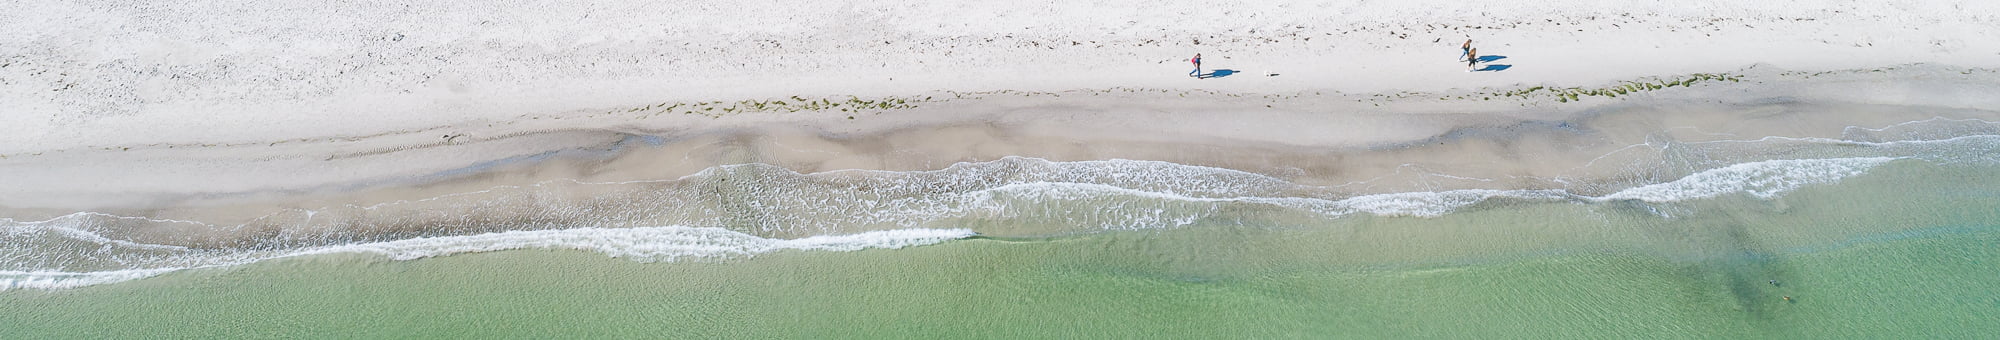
(1601, 157, 1896, 202)
(1, 226, 973, 291)
(295, 226, 975, 262)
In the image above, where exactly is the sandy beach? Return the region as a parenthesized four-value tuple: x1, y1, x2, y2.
(6, 1, 1999, 211)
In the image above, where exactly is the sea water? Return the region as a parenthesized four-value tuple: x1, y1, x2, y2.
(4, 118, 1999, 337)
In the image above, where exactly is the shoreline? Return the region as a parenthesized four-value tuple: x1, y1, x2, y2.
(5, 153, 1996, 298)
(0, 68, 1992, 246)
(5, 64, 1999, 212)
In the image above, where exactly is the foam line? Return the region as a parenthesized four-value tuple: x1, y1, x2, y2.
(1601, 157, 1897, 202)
(1, 226, 973, 291)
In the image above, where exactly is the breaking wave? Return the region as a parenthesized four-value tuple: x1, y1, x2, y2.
(2, 225, 972, 290)
(4, 118, 1996, 290)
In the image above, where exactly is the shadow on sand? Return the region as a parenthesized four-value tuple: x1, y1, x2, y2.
(1199, 69, 1238, 79)
(1470, 55, 1511, 72)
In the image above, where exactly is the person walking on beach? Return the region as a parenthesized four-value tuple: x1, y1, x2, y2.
(1189, 53, 1203, 78)
(1466, 47, 1479, 72)
(1460, 39, 1473, 61)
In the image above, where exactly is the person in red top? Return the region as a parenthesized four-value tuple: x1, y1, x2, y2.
(1189, 53, 1202, 78)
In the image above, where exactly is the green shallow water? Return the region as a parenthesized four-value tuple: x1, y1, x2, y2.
(4, 226, 1995, 338)
(5, 162, 2000, 338)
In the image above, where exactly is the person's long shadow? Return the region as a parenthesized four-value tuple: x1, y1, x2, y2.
(1199, 69, 1238, 79)
(1474, 55, 1511, 72)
